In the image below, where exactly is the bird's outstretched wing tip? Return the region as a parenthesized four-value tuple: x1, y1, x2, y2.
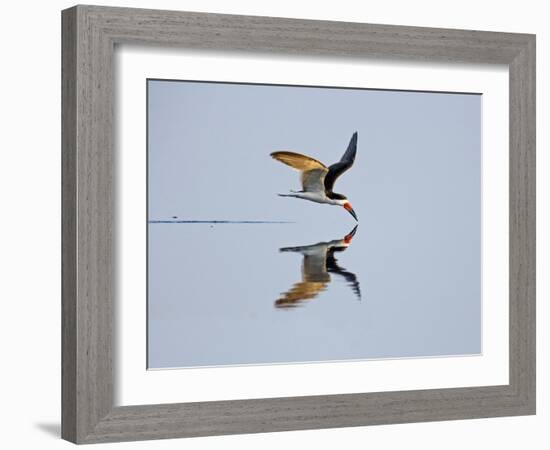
(270, 151, 327, 171)
(270, 151, 290, 161)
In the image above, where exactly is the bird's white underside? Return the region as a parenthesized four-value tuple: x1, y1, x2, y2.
(281, 191, 346, 206)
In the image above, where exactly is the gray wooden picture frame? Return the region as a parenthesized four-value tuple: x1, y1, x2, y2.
(61, 4, 536, 444)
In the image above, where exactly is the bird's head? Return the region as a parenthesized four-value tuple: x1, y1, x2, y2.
(343, 201, 358, 221)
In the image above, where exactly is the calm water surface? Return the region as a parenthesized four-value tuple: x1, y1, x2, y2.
(147, 220, 481, 369)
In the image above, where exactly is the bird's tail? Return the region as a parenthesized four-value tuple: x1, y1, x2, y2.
(277, 190, 300, 198)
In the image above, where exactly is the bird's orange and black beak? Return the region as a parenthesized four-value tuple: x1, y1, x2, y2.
(344, 202, 358, 221)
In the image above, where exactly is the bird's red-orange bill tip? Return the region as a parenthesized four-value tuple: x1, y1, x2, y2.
(344, 203, 358, 221)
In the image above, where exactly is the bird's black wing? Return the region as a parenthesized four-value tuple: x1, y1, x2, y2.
(324, 132, 358, 193)
(326, 248, 362, 301)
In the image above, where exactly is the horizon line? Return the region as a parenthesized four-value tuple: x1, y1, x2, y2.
(148, 220, 294, 224)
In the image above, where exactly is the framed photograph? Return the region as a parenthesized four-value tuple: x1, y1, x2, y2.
(62, 5, 535, 444)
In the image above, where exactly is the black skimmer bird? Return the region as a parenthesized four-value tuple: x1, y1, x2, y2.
(271, 132, 359, 221)
(275, 226, 361, 309)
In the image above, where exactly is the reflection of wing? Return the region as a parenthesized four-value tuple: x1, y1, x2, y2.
(270, 151, 329, 193)
(274, 281, 328, 308)
(276, 244, 330, 308)
(276, 226, 361, 308)
(326, 248, 362, 300)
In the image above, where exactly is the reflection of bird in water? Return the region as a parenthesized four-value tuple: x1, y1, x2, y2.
(275, 226, 361, 309)
(270, 132, 359, 221)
